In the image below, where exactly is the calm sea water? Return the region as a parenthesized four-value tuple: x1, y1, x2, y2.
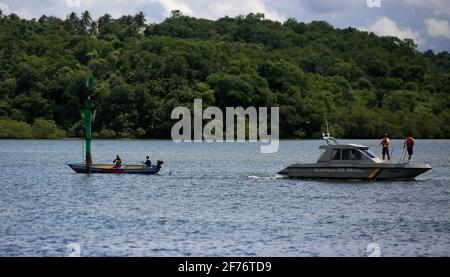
(0, 139, 449, 257)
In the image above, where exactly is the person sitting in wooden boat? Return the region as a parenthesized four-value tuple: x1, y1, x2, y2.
(113, 155, 122, 168)
(142, 156, 152, 167)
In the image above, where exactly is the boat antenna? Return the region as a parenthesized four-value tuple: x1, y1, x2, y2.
(322, 116, 339, 145)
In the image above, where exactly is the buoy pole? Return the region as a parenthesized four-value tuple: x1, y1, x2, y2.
(80, 97, 96, 174)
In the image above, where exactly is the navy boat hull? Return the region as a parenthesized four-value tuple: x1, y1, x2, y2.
(278, 162, 431, 180)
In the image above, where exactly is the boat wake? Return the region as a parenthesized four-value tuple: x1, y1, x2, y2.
(247, 174, 286, 180)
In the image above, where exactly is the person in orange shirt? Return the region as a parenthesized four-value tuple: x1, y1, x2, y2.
(378, 133, 390, 160)
(404, 135, 415, 161)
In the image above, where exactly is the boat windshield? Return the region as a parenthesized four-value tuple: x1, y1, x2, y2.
(362, 149, 376, 159)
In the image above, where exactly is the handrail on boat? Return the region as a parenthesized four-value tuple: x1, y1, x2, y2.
(322, 133, 339, 145)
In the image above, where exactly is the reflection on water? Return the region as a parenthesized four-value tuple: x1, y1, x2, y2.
(0, 139, 449, 256)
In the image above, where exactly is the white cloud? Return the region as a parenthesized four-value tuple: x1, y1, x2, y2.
(0, 2, 11, 14)
(149, 0, 194, 17)
(0, 1, 35, 19)
(203, 0, 285, 22)
(425, 18, 450, 39)
(300, 0, 361, 14)
(150, 0, 285, 22)
(400, 0, 450, 16)
(362, 16, 423, 45)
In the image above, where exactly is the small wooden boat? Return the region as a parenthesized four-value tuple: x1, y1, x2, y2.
(68, 160, 164, 174)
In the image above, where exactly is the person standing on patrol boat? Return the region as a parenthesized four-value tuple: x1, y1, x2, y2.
(404, 135, 415, 161)
(378, 133, 390, 161)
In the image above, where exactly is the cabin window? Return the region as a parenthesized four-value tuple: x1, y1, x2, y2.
(342, 149, 362, 160)
(362, 149, 376, 159)
(342, 149, 353, 160)
(355, 150, 363, 160)
(332, 149, 341, 160)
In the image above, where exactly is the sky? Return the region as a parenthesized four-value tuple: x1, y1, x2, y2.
(0, 0, 449, 52)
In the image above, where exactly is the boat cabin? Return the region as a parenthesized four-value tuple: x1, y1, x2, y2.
(318, 135, 382, 163)
(318, 144, 381, 163)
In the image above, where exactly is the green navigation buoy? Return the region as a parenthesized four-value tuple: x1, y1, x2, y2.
(80, 74, 96, 174)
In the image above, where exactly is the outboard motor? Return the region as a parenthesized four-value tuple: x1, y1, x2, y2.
(156, 160, 164, 167)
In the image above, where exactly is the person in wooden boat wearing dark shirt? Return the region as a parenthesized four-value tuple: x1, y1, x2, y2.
(113, 155, 122, 168)
(142, 156, 152, 167)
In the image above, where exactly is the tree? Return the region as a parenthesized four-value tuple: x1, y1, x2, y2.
(134, 11, 146, 29)
(259, 60, 306, 92)
(65, 12, 80, 34)
(31, 119, 66, 138)
(170, 10, 183, 19)
(67, 12, 79, 24)
(206, 73, 253, 107)
(90, 21, 98, 35)
(81, 10, 92, 32)
(0, 10, 448, 139)
(0, 78, 17, 98)
(98, 13, 112, 28)
(0, 119, 34, 139)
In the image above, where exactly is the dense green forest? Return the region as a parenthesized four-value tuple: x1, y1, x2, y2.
(0, 10, 449, 139)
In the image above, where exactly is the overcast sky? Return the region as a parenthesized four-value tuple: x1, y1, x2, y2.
(1, 0, 449, 52)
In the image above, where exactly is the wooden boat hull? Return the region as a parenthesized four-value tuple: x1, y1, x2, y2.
(68, 163, 162, 174)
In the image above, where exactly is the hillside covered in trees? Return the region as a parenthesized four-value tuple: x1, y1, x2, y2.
(0, 10, 449, 139)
